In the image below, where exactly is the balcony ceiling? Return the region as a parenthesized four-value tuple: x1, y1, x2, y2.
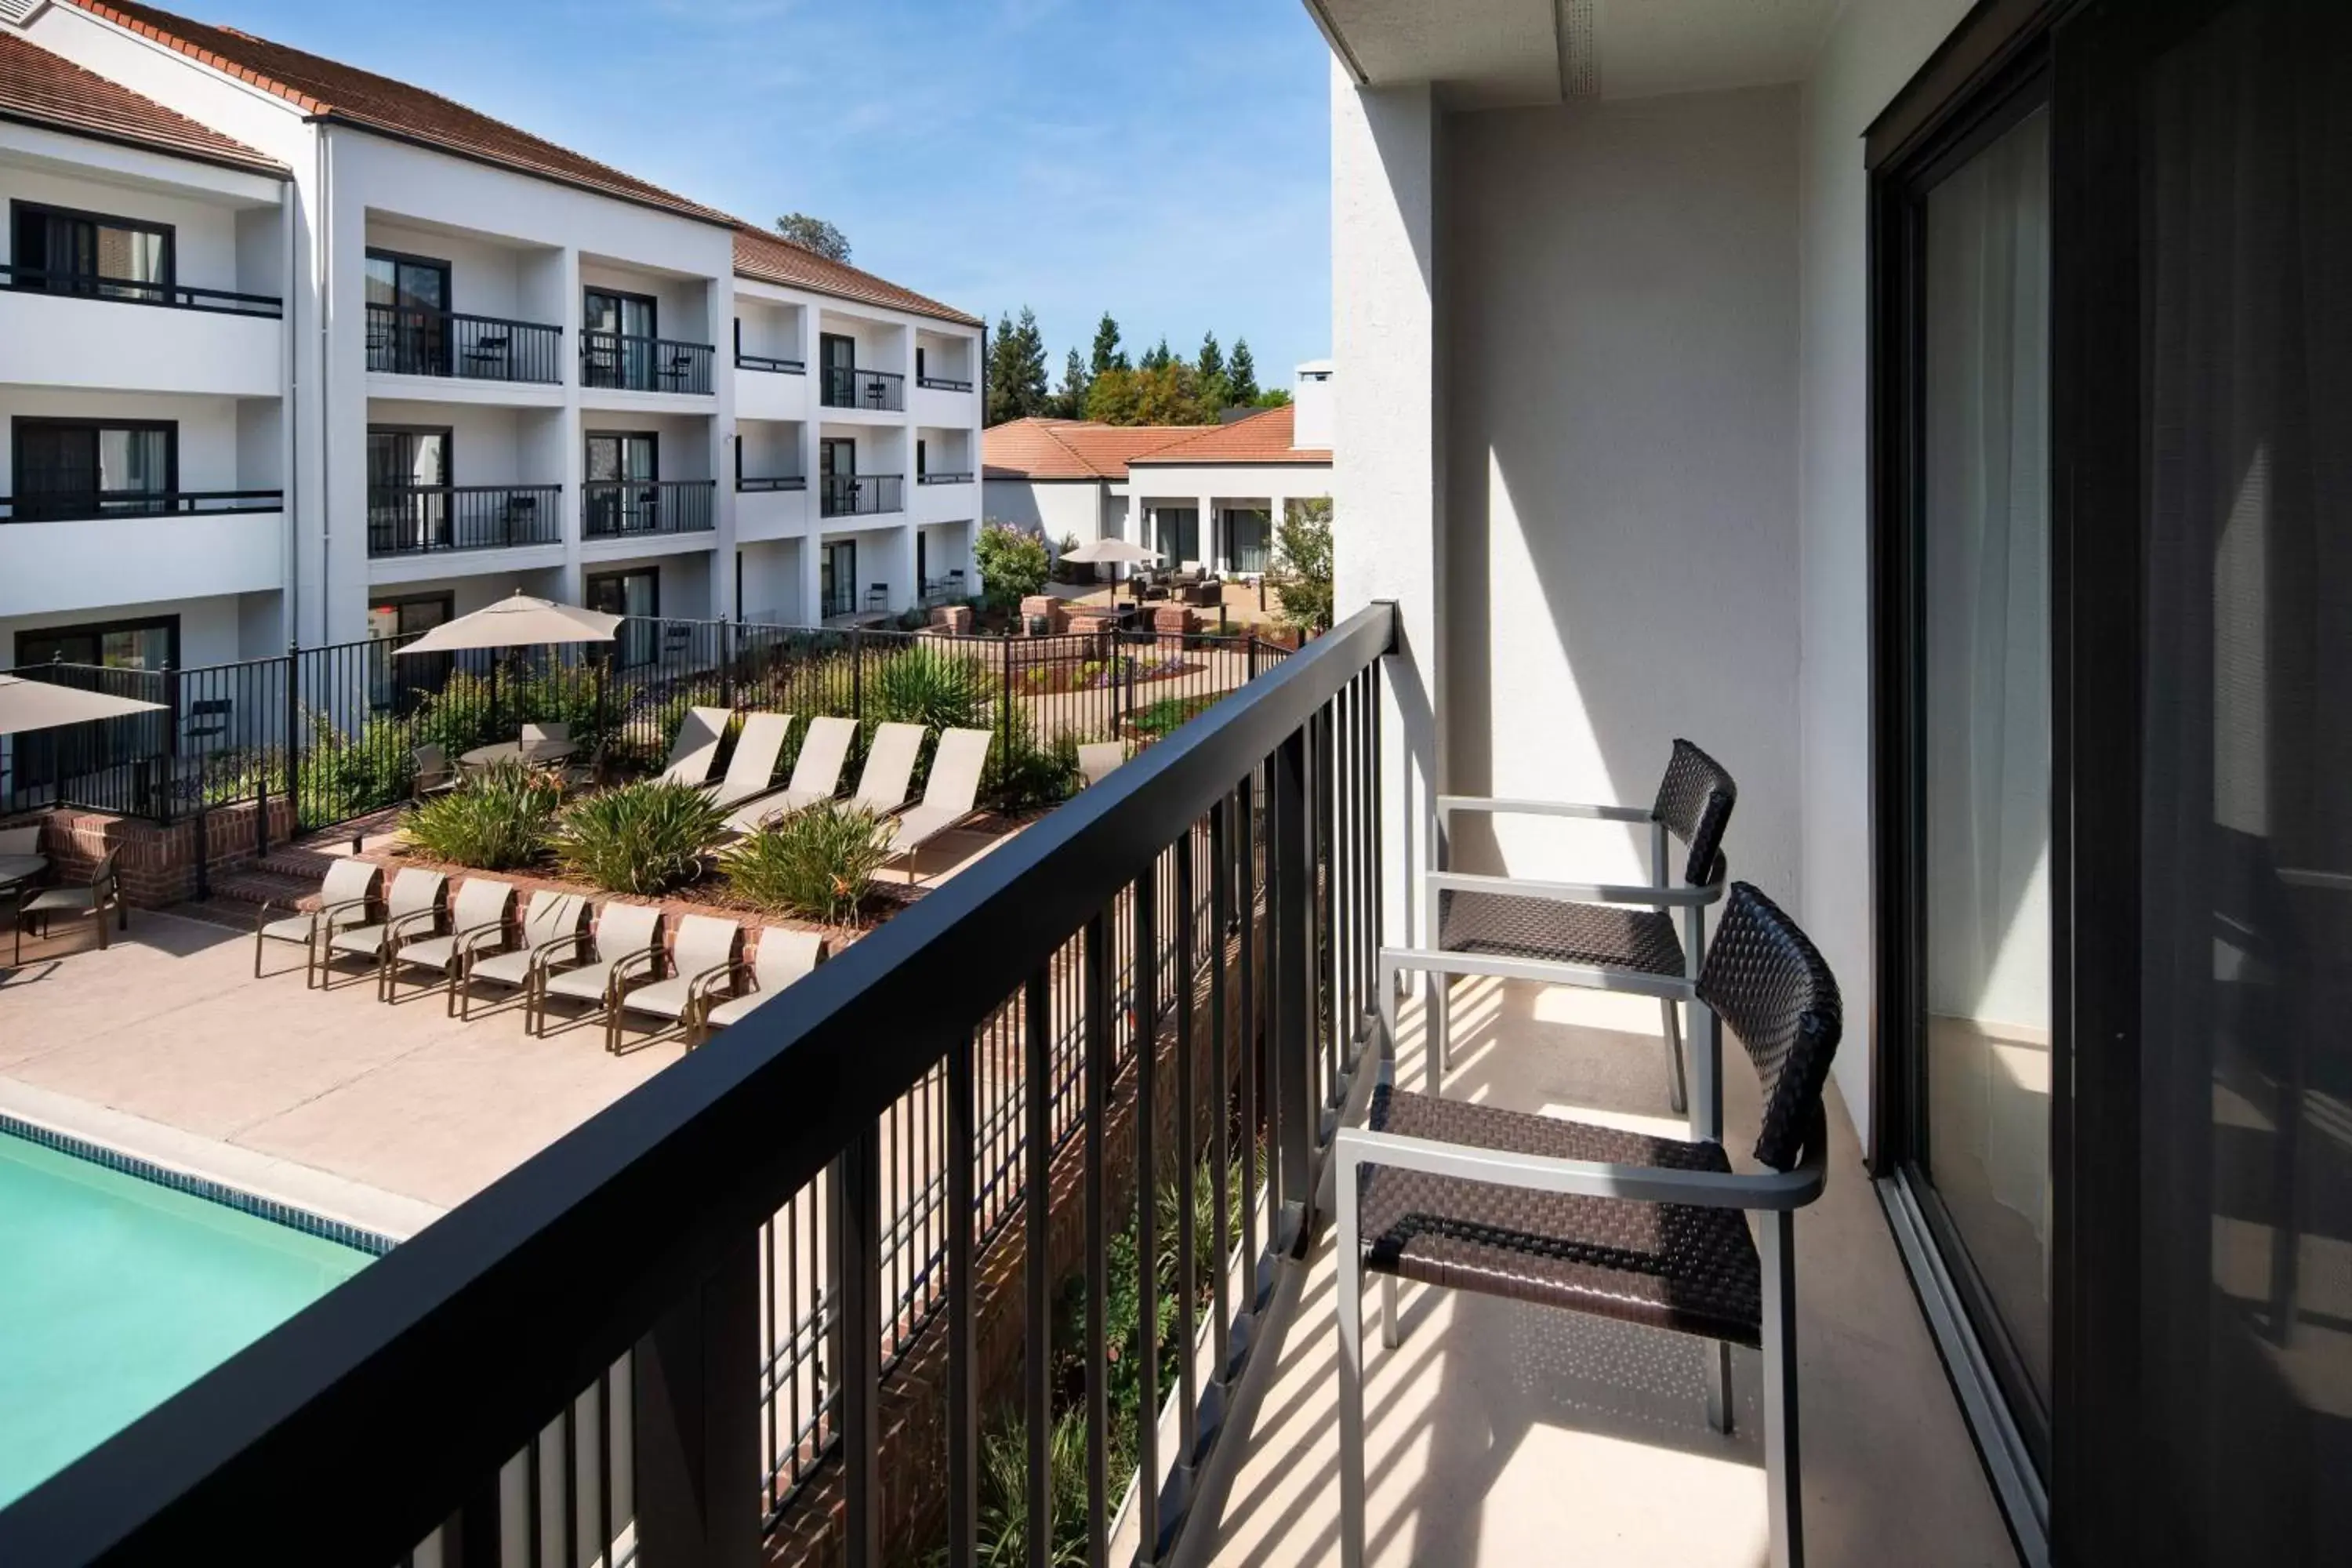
(1306, 0, 1840, 107)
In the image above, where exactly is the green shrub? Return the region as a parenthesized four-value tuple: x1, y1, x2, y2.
(401, 760, 562, 870)
(984, 709, 1080, 811)
(975, 521, 1050, 610)
(554, 779, 727, 894)
(1127, 694, 1218, 739)
(300, 710, 413, 825)
(935, 1410, 1091, 1567)
(721, 802, 891, 925)
(869, 645, 989, 732)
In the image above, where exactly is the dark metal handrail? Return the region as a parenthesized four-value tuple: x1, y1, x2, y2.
(736, 474, 807, 492)
(365, 304, 562, 383)
(819, 473, 904, 517)
(916, 375, 975, 392)
(917, 470, 975, 485)
(1, 263, 281, 318)
(0, 488, 281, 524)
(581, 330, 715, 394)
(0, 601, 1391, 1565)
(365, 485, 564, 556)
(580, 478, 717, 537)
(821, 365, 906, 411)
(736, 351, 805, 374)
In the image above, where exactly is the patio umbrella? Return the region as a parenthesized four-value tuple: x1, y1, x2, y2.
(394, 592, 621, 655)
(1058, 537, 1163, 566)
(0, 673, 165, 736)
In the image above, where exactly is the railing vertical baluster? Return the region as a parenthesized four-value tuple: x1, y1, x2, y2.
(1024, 966, 1053, 1568)
(836, 1128, 882, 1568)
(1272, 727, 1312, 1247)
(1084, 909, 1112, 1568)
(948, 1029, 978, 1568)
(597, 1367, 612, 1568)
(1210, 796, 1234, 1376)
(1237, 774, 1259, 1282)
(1174, 820, 1200, 1473)
(1134, 857, 1162, 1559)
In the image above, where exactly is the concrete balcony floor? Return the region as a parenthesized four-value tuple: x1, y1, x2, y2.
(1178, 978, 2016, 1568)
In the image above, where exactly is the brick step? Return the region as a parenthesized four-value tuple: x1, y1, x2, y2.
(205, 866, 316, 913)
(252, 848, 343, 883)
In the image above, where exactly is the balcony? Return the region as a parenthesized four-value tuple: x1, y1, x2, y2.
(916, 470, 975, 485)
(0, 268, 281, 397)
(0, 263, 279, 317)
(365, 305, 563, 385)
(0, 492, 284, 617)
(916, 373, 973, 393)
(737, 350, 804, 374)
(736, 474, 806, 492)
(365, 485, 563, 557)
(821, 365, 905, 412)
(819, 473, 903, 518)
(580, 331, 715, 396)
(0, 488, 281, 523)
(581, 478, 716, 539)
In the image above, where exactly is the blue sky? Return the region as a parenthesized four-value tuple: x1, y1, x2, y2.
(203, 0, 1335, 387)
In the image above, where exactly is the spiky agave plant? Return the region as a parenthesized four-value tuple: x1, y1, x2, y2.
(553, 779, 727, 894)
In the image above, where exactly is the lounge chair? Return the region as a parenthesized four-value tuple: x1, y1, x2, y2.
(878, 727, 993, 884)
(611, 913, 740, 1049)
(520, 721, 569, 764)
(463, 889, 590, 1023)
(412, 745, 457, 802)
(703, 712, 793, 809)
(656, 706, 732, 786)
(13, 848, 124, 964)
(690, 927, 828, 1047)
(252, 857, 382, 985)
(537, 901, 663, 1049)
(848, 721, 927, 815)
(324, 866, 448, 997)
(1077, 741, 1125, 788)
(722, 715, 857, 835)
(383, 877, 515, 1012)
(1337, 884, 1841, 1568)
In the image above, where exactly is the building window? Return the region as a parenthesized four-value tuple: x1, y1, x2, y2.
(586, 568, 659, 666)
(9, 418, 176, 520)
(364, 249, 452, 373)
(10, 201, 172, 298)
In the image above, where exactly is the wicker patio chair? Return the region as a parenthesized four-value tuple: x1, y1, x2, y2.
(464, 890, 590, 1026)
(252, 857, 381, 986)
(383, 877, 516, 1012)
(1338, 881, 1842, 1568)
(689, 927, 828, 1047)
(323, 866, 447, 998)
(611, 913, 740, 1049)
(537, 901, 664, 1049)
(13, 848, 125, 964)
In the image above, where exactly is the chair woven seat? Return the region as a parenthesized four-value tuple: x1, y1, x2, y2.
(1359, 1084, 1762, 1346)
(1438, 887, 1686, 978)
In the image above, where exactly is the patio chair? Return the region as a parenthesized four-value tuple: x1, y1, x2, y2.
(877, 728, 993, 884)
(849, 721, 927, 815)
(703, 712, 793, 810)
(13, 848, 124, 965)
(610, 913, 741, 1049)
(383, 877, 516, 1013)
(322, 866, 448, 997)
(464, 889, 590, 1025)
(520, 722, 568, 763)
(688, 927, 828, 1047)
(1336, 881, 1842, 1568)
(1402, 738, 1737, 1136)
(722, 715, 858, 835)
(252, 857, 381, 986)
(656, 706, 733, 786)
(412, 745, 458, 802)
(0, 822, 50, 900)
(1076, 741, 1126, 788)
(537, 901, 664, 1049)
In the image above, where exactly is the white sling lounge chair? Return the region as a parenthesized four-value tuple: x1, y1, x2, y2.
(689, 927, 829, 1047)
(537, 901, 664, 1048)
(324, 866, 447, 998)
(848, 721, 926, 815)
(383, 877, 516, 1012)
(612, 913, 742, 1049)
(253, 857, 380, 986)
(462, 889, 590, 1022)
(878, 727, 993, 884)
(656, 706, 732, 786)
(703, 712, 793, 809)
(722, 715, 858, 836)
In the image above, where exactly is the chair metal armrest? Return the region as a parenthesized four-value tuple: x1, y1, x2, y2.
(451, 918, 511, 954)
(1436, 794, 1650, 826)
(1334, 1124, 1825, 1213)
(682, 960, 745, 1005)
(383, 908, 445, 946)
(1427, 869, 1726, 910)
(605, 946, 662, 1004)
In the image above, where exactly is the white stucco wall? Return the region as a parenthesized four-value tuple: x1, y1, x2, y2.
(982, 477, 1102, 548)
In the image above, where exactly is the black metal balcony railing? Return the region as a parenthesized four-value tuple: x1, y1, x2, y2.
(0, 488, 281, 524)
(365, 485, 563, 557)
(736, 474, 807, 492)
(365, 304, 563, 383)
(1, 262, 281, 318)
(819, 473, 904, 517)
(916, 374, 975, 393)
(737, 351, 805, 374)
(580, 478, 717, 538)
(580, 331, 714, 395)
(0, 598, 1388, 1568)
(917, 470, 975, 485)
(822, 365, 906, 411)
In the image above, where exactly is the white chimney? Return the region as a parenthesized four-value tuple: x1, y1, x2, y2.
(1291, 359, 1334, 448)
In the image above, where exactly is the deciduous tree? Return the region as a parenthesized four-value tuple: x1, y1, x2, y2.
(772, 212, 849, 263)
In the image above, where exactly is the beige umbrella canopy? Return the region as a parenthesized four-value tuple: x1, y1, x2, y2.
(1060, 537, 1163, 566)
(0, 673, 165, 736)
(394, 593, 622, 656)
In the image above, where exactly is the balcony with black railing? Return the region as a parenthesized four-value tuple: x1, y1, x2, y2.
(821, 365, 905, 412)
(582, 332, 716, 395)
(737, 474, 807, 492)
(365, 485, 563, 557)
(1, 262, 281, 317)
(738, 351, 805, 374)
(365, 304, 563, 383)
(917, 470, 976, 485)
(581, 478, 717, 539)
(915, 373, 974, 393)
(0, 488, 281, 524)
(819, 473, 904, 517)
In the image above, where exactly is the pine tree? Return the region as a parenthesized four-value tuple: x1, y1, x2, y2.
(1227, 338, 1261, 405)
(1090, 313, 1129, 376)
(1053, 348, 1090, 419)
(1011, 307, 1049, 417)
(1141, 336, 1174, 373)
(985, 308, 1052, 425)
(1197, 332, 1225, 383)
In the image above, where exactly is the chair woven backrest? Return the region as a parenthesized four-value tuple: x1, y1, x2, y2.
(522, 721, 568, 745)
(384, 867, 446, 920)
(318, 858, 380, 906)
(921, 728, 993, 815)
(717, 713, 793, 802)
(1077, 742, 1124, 788)
(670, 914, 740, 978)
(450, 877, 514, 931)
(0, 823, 39, 857)
(1650, 738, 1737, 887)
(1696, 881, 1842, 1171)
(853, 723, 927, 811)
(753, 928, 827, 992)
(659, 707, 732, 785)
(593, 902, 663, 961)
(521, 890, 588, 946)
(413, 743, 448, 777)
(788, 717, 858, 799)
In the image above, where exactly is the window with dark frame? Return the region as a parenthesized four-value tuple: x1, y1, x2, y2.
(9, 201, 173, 300)
(9, 417, 176, 521)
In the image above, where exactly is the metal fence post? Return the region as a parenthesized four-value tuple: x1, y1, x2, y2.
(158, 661, 180, 827)
(1271, 723, 1312, 1250)
(850, 626, 863, 724)
(720, 619, 735, 710)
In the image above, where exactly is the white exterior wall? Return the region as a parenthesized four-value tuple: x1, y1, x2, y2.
(1126, 461, 1333, 571)
(983, 477, 1105, 547)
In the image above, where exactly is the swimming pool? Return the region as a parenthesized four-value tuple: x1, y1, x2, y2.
(0, 1126, 380, 1508)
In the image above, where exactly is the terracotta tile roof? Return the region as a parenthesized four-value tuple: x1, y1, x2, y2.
(1127, 405, 1330, 465)
(66, 0, 735, 223)
(0, 31, 281, 175)
(982, 418, 1204, 481)
(732, 225, 979, 328)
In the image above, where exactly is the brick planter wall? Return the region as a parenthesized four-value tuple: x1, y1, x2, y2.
(16, 799, 297, 909)
(1018, 597, 1069, 636)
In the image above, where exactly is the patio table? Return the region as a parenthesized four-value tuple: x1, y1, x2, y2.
(0, 853, 46, 893)
(459, 740, 576, 770)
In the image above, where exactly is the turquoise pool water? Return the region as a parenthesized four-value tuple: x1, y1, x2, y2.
(0, 1131, 375, 1508)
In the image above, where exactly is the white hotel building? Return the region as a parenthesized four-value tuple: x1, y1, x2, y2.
(0, 0, 982, 676)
